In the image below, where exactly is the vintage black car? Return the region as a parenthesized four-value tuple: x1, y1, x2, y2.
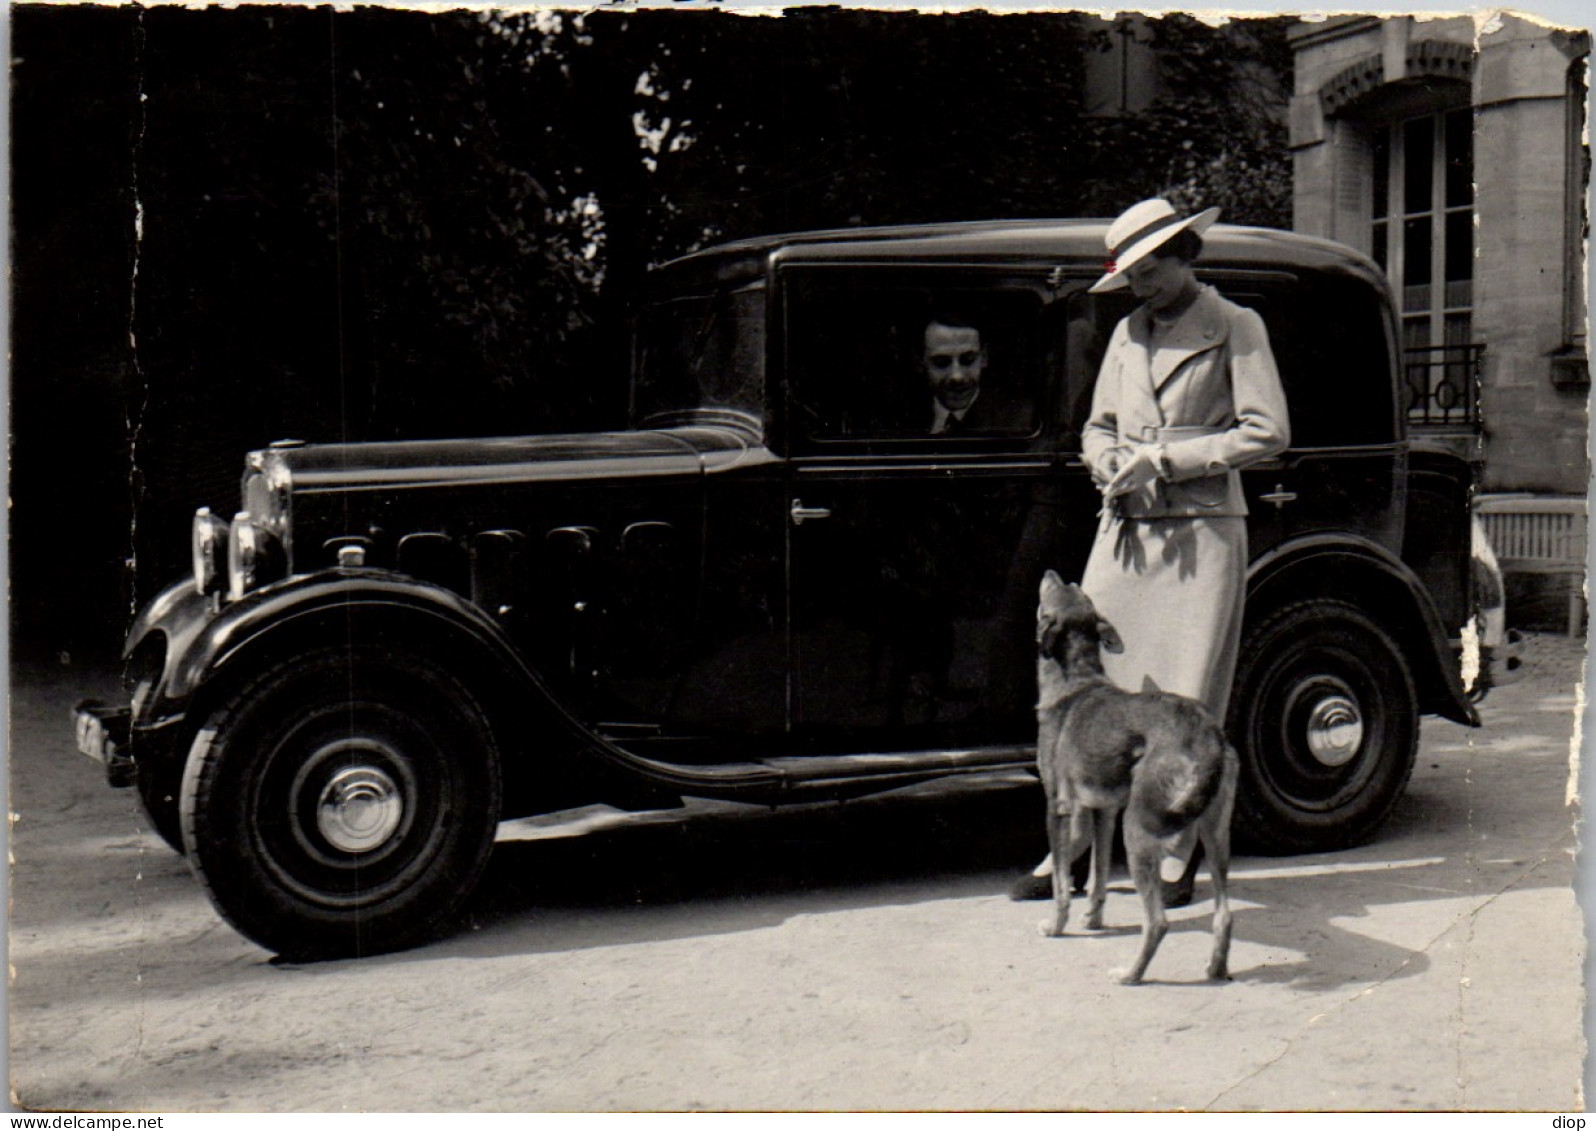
(75, 219, 1485, 959)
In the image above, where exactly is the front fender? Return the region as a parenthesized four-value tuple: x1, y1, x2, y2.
(1248, 533, 1480, 727)
(166, 568, 530, 706)
(141, 568, 691, 812)
(125, 579, 217, 724)
(121, 572, 557, 782)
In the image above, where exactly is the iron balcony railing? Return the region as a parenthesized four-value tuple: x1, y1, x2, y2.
(1405, 343, 1484, 428)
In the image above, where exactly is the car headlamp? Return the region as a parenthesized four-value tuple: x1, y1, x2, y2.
(192, 507, 229, 597)
(241, 458, 291, 541)
(227, 511, 285, 601)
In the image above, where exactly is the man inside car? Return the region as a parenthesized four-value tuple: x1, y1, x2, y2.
(921, 313, 1032, 435)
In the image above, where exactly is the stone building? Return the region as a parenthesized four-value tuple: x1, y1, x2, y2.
(1287, 12, 1589, 494)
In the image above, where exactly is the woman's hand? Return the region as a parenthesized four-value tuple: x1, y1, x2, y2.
(1103, 444, 1165, 498)
(1092, 445, 1131, 487)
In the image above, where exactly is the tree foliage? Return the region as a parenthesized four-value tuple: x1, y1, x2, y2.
(11, 4, 1296, 636)
(1074, 15, 1294, 227)
(310, 7, 1291, 438)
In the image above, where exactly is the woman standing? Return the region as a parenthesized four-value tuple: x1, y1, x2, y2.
(1014, 198, 1291, 903)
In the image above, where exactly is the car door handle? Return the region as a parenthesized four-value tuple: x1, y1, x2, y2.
(790, 500, 832, 526)
(1260, 484, 1299, 509)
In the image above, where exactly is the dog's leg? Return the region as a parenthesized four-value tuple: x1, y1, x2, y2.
(1069, 848, 1091, 894)
(1203, 829, 1233, 982)
(1020, 698, 1065, 903)
(1038, 799, 1073, 938)
(1201, 753, 1239, 981)
(1111, 823, 1168, 985)
(1084, 805, 1115, 931)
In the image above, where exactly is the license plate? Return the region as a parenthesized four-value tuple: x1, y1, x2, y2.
(72, 700, 130, 772)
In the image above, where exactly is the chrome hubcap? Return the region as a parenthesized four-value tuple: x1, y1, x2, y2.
(316, 765, 404, 853)
(1304, 693, 1363, 768)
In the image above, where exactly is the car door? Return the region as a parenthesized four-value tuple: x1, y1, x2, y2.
(780, 265, 1100, 752)
(596, 280, 791, 748)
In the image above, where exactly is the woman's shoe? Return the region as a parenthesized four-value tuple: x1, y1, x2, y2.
(1008, 871, 1053, 901)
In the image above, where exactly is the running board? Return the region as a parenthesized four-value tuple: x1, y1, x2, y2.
(609, 742, 1036, 797)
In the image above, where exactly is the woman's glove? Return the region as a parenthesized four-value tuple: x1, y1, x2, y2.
(1103, 443, 1168, 499)
(1091, 445, 1132, 488)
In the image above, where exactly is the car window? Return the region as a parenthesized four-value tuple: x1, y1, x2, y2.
(1235, 277, 1396, 448)
(784, 273, 1046, 445)
(1057, 289, 1127, 442)
(633, 282, 766, 427)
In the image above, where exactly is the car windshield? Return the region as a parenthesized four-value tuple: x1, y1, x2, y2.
(632, 282, 766, 428)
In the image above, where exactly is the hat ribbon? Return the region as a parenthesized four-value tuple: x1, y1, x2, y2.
(1110, 211, 1186, 259)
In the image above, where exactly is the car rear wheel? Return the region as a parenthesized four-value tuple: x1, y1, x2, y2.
(1229, 599, 1417, 854)
(180, 647, 502, 960)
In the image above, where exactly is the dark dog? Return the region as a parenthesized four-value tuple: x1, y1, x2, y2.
(1034, 571, 1235, 984)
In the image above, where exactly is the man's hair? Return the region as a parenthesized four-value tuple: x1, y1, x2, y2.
(925, 306, 983, 334)
(1151, 229, 1204, 263)
(925, 309, 983, 344)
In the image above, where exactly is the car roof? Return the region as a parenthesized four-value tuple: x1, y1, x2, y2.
(653, 219, 1385, 290)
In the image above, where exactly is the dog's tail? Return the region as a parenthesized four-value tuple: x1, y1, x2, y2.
(1130, 731, 1227, 839)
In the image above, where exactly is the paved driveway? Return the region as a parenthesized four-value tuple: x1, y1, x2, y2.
(6, 635, 1586, 1111)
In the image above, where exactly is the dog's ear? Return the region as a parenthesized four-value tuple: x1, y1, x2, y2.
(1097, 618, 1125, 654)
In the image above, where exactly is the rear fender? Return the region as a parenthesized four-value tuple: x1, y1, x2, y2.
(1248, 535, 1479, 727)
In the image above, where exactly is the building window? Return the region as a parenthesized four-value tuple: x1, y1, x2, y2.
(1372, 105, 1478, 424)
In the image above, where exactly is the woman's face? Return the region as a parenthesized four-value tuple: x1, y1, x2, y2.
(1125, 252, 1196, 313)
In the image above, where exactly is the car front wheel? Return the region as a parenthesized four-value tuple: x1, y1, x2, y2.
(1229, 599, 1418, 854)
(129, 675, 189, 854)
(180, 647, 502, 960)
(135, 756, 186, 855)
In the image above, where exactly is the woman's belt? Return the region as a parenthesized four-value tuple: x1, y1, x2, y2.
(1133, 424, 1228, 442)
(1111, 423, 1243, 517)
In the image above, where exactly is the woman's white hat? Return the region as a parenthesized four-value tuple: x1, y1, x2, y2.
(1088, 198, 1221, 294)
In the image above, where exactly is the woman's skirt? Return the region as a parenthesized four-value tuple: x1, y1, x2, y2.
(1078, 512, 1247, 719)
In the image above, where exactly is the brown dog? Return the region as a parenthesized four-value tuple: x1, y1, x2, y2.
(1034, 571, 1235, 984)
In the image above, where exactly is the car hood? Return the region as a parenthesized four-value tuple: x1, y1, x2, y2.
(254, 420, 773, 495)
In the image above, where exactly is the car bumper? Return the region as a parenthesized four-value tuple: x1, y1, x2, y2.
(73, 700, 136, 787)
(1479, 630, 1525, 695)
